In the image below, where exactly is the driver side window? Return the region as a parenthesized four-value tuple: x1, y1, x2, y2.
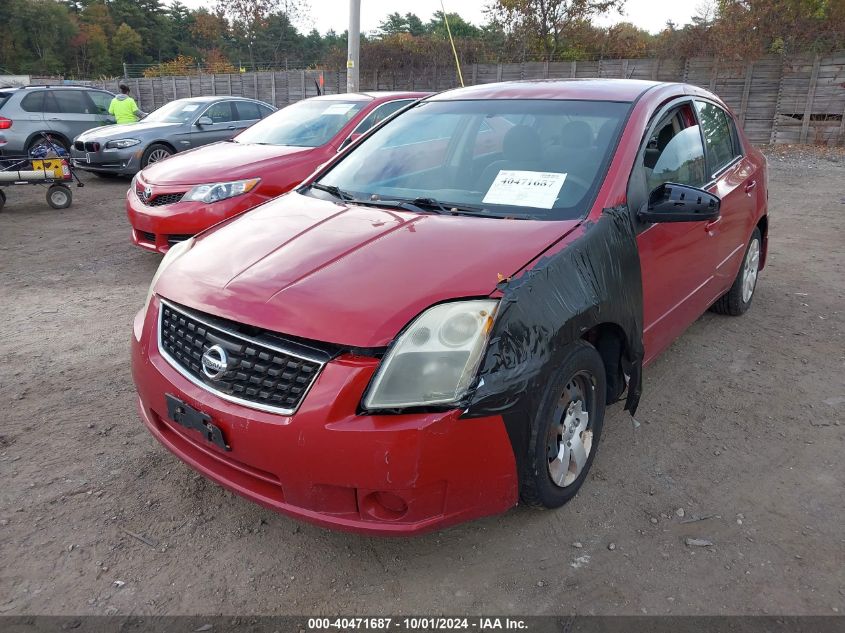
(643, 104, 707, 192)
(202, 102, 234, 124)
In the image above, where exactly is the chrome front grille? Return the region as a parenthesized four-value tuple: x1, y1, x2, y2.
(157, 300, 327, 415)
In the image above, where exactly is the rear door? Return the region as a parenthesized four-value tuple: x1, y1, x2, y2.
(45, 90, 101, 142)
(190, 100, 238, 147)
(630, 100, 719, 363)
(693, 100, 757, 294)
(233, 100, 263, 133)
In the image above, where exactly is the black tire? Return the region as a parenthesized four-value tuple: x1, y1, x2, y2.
(521, 340, 607, 509)
(0, 189, 6, 212)
(141, 143, 173, 169)
(46, 184, 72, 209)
(710, 227, 762, 316)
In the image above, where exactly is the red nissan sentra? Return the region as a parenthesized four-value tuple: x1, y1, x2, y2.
(132, 79, 768, 535)
(126, 92, 427, 253)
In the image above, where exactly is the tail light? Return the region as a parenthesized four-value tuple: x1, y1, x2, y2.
(0, 117, 12, 130)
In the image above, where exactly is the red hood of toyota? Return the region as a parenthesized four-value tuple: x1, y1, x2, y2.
(155, 192, 581, 348)
(141, 141, 318, 186)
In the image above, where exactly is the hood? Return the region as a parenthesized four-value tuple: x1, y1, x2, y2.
(78, 121, 180, 141)
(140, 141, 318, 186)
(115, 94, 130, 100)
(156, 192, 582, 348)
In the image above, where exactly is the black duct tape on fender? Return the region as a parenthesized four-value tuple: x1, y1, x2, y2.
(463, 206, 644, 483)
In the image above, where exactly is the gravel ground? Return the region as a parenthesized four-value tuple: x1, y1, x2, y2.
(0, 149, 843, 616)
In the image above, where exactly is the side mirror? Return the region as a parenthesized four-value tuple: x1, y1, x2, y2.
(196, 116, 213, 127)
(638, 182, 720, 223)
(337, 132, 363, 152)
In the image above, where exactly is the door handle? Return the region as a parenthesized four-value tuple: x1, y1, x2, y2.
(705, 217, 722, 232)
(744, 180, 757, 194)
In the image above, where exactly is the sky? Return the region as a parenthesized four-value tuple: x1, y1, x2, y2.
(178, 0, 704, 36)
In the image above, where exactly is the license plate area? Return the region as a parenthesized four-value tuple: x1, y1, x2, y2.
(165, 393, 230, 451)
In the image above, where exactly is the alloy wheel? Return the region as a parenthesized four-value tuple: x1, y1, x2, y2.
(147, 148, 171, 164)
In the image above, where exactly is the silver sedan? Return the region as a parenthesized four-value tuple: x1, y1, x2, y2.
(70, 96, 275, 177)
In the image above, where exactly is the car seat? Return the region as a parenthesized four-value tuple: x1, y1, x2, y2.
(477, 125, 544, 191)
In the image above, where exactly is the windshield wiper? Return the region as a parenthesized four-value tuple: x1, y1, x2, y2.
(352, 197, 476, 215)
(310, 182, 355, 202)
(408, 197, 449, 214)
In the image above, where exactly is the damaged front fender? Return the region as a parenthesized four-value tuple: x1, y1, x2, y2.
(464, 206, 644, 481)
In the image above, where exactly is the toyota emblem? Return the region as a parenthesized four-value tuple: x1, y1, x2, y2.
(143, 186, 153, 200)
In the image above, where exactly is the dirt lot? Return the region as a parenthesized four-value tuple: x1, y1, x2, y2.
(1, 151, 843, 617)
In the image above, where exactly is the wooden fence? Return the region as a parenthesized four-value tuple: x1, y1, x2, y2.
(95, 52, 845, 146)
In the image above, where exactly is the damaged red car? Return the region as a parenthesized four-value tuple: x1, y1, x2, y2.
(126, 92, 427, 254)
(132, 79, 768, 535)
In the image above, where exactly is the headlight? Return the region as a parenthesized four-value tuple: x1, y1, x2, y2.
(363, 300, 498, 409)
(183, 178, 260, 204)
(143, 237, 194, 314)
(105, 138, 141, 149)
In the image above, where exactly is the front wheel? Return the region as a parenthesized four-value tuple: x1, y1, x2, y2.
(46, 184, 72, 209)
(522, 340, 606, 509)
(710, 227, 761, 316)
(141, 143, 173, 168)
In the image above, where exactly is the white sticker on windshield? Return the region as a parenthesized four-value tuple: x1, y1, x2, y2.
(182, 104, 199, 112)
(482, 170, 567, 209)
(323, 103, 355, 115)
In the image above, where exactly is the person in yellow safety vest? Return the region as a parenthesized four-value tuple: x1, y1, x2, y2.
(108, 84, 147, 124)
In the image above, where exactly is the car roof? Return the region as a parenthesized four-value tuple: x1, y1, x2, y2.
(9, 84, 108, 91)
(305, 91, 430, 103)
(361, 91, 431, 101)
(429, 79, 669, 102)
(173, 95, 263, 103)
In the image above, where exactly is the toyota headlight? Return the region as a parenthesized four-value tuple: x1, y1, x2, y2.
(183, 178, 260, 204)
(363, 300, 498, 409)
(105, 138, 141, 150)
(143, 237, 195, 314)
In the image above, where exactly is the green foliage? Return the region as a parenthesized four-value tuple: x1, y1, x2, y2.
(0, 0, 841, 80)
(113, 23, 143, 63)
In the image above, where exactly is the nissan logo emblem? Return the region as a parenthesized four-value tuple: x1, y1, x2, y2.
(201, 345, 229, 380)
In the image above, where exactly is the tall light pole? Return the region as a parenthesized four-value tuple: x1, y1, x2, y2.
(346, 0, 360, 93)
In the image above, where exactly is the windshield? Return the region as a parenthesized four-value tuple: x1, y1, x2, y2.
(235, 99, 366, 147)
(313, 99, 629, 220)
(144, 100, 208, 123)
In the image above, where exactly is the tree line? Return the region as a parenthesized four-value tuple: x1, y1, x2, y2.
(1, 0, 842, 80)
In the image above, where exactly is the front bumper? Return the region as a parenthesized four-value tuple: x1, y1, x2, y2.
(126, 184, 268, 254)
(70, 146, 140, 175)
(131, 298, 519, 535)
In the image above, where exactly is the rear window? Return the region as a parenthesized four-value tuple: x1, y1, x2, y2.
(234, 101, 262, 121)
(20, 91, 46, 113)
(0, 92, 13, 110)
(50, 90, 91, 114)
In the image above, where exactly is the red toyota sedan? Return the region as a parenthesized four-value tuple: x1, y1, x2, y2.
(132, 79, 768, 535)
(126, 91, 427, 253)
